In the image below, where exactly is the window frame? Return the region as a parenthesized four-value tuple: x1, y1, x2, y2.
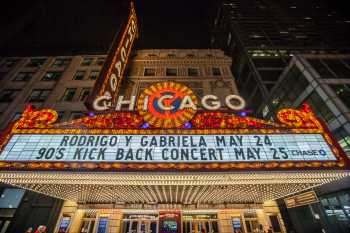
(81, 57, 94, 66)
(166, 68, 178, 76)
(0, 89, 20, 102)
(89, 70, 100, 80)
(13, 72, 34, 82)
(187, 68, 200, 76)
(73, 70, 86, 80)
(61, 88, 77, 102)
(27, 89, 52, 102)
(212, 67, 222, 76)
(79, 88, 92, 102)
(41, 71, 62, 81)
(51, 58, 71, 68)
(144, 68, 156, 76)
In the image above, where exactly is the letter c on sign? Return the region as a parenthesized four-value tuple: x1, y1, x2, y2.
(92, 95, 112, 111)
(225, 95, 246, 110)
(158, 95, 175, 110)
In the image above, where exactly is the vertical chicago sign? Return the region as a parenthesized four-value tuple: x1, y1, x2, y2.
(85, 2, 138, 111)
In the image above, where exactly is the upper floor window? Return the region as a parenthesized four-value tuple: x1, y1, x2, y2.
(52, 58, 71, 68)
(0, 89, 20, 102)
(26, 58, 46, 68)
(61, 88, 77, 101)
(42, 71, 62, 81)
(188, 68, 199, 76)
(57, 111, 65, 122)
(144, 68, 156, 76)
(212, 67, 221, 76)
(12, 112, 22, 122)
(95, 58, 105, 66)
(1, 58, 19, 69)
(166, 68, 177, 76)
(79, 88, 91, 101)
(73, 71, 86, 80)
(81, 58, 94, 66)
(167, 54, 176, 58)
(0, 72, 7, 80)
(27, 89, 51, 102)
(148, 54, 158, 58)
(13, 72, 34, 82)
(186, 54, 195, 58)
(89, 70, 100, 80)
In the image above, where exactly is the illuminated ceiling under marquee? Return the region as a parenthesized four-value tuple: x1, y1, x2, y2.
(0, 104, 349, 205)
(0, 171, 348, 205)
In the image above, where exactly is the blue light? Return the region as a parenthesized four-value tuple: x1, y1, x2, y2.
(141, 123, 150, 129)
(184, 122, 192, 129)
(88, 112, 95, 117)
(239, 111, 247, 117)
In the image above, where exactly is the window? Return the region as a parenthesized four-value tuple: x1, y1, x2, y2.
(26, 58, 46, 68)
(167, 54, 176, 58)
(144, 68, 156, 76)
(0, 89, 20, 102)
(79, 88, 91, 101)
(51, 58, 71, 68)
(12, 112, 22, 122)
(61, 88, 77, 101)
(0, 72, 7, 80)
(13, 72, 34, 82)
(186, 54, 195, 58)
(166, 68, 177, 76)
(57, 111, 65, 122)
(28, 89, 51, 102)
(1, 58, 19, 68)
(42, 71, 62, 81)
(212, 67, 221, 76)
(188, 68, 199, 76)
(95, 58, 105, 66)
(73, 71, 86, 80)
(330, 84, 350, 110)
(89, 70, 100, 80)
(0, 188, 25, 208)
(70, 111, 84, 120)
(81, 58, 93, 66)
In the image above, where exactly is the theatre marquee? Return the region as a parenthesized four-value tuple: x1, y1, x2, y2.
(0, 104, 348, 171)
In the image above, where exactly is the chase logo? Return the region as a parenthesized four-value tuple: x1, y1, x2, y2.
(137, 82, 198, 128)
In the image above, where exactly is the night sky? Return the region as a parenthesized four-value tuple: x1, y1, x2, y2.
(0, 0, 212, 56)
(0, 0, 348, 56)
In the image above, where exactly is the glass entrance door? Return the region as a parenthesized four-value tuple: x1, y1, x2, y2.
(79, 219, 96, 233)
(182, 219, 218, 233)
(122, 216, 158, 233)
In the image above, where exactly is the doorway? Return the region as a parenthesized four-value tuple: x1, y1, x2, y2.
(182, 215, 219, 233)
(122, 215, 158, 233)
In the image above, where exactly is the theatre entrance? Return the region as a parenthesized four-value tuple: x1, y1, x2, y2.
(122, 214, 158, 233)
(182, 214, 219, 233)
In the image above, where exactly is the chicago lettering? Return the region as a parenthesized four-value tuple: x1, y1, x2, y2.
(93, 94, 246, 112)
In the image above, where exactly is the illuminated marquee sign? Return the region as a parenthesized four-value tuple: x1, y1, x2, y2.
(85, 2, 138, 111)
(0, 103, 348, 171)
(1, 134, 336, 163)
